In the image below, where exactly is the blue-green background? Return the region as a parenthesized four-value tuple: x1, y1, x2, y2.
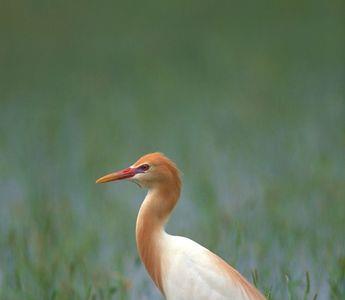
(0, 1, 344, 299)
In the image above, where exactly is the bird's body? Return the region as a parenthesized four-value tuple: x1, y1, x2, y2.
(97, 153, 265, 300)
(161, 235, 257, 300)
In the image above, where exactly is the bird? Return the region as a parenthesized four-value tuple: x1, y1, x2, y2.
(96, 152, 266, 300)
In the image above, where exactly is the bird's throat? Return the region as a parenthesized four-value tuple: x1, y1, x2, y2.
(135, 186, 180, 294)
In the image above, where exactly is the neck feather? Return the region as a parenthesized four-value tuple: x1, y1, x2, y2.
(135, 184, 180, 294)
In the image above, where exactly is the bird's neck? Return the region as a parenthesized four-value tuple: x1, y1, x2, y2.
(135, 184, 180, 294)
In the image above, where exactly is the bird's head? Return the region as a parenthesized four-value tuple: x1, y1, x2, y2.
(96, 152, 181, 190)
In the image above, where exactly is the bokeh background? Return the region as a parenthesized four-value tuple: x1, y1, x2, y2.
(0, 1, 344, 299)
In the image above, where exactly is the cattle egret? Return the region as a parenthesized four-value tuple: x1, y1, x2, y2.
(96, 152, 265, 300)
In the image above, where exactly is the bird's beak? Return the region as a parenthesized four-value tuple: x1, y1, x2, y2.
(96, 167, 136, 184)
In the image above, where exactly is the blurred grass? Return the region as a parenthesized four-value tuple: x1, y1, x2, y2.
(0, 0, 344, 299)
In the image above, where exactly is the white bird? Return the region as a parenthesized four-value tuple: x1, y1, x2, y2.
(96, 152, 266, 300)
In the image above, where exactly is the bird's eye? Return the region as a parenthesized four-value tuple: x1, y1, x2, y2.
(138, 164, 150, 172)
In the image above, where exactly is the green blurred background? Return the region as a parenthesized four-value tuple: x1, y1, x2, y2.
(0, 0, 344, 299)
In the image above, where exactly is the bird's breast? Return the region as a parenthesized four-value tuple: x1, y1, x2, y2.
(160, 235, 257, 300)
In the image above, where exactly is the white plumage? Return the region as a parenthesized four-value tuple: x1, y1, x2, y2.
(162, 235, 256, 300)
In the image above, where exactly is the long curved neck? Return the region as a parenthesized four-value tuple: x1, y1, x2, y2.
(135, 184, 180, 293)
